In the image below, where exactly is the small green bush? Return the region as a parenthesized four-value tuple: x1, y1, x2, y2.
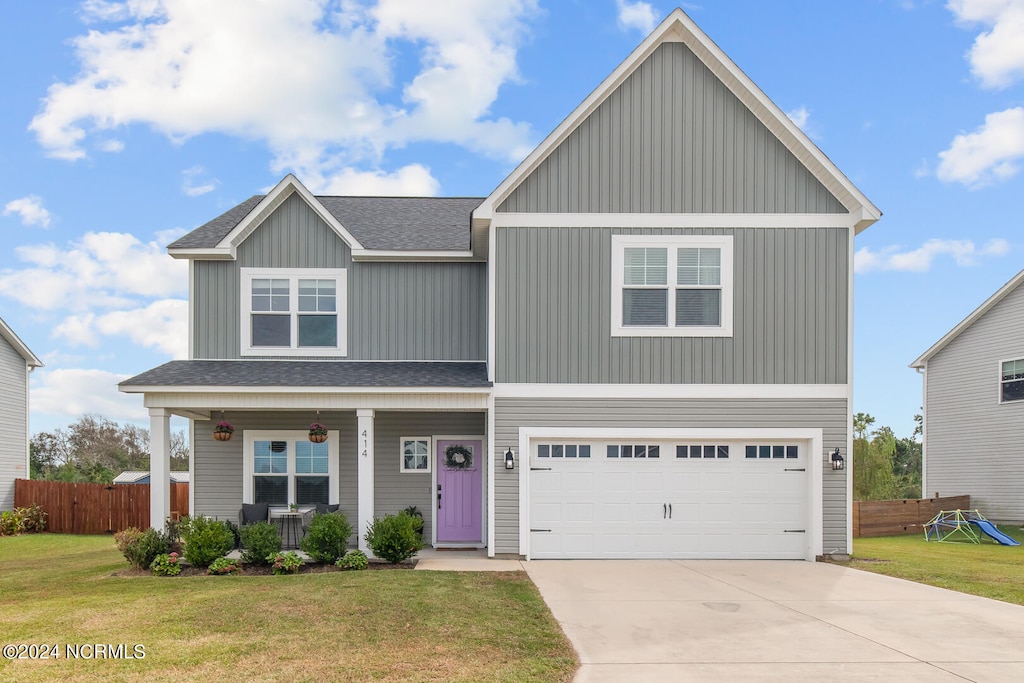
(268, 551, 303, 575)
(115, 527, 171, 570)
(150, 552, 182, 576)
(0, 505, 48, 536)
(364, 512, 423, 564)
(299, 512, 353, 563)
(336, 549, 368, 570)
(178, 516, 235, 568)
(208, 556, 241, 575)
(239, 521, 281, 565)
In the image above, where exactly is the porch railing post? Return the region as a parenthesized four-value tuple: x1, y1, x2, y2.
(356, 409, 375, 556)
(149, 408, 171, 531)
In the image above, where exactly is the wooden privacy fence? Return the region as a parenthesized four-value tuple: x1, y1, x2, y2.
(14, 479, 189, 534)
(853, 495, 970, 538)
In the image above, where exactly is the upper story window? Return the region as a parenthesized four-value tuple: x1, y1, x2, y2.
(611, 235, 733, 337)
(1001, 358, 1024, 403)
(241, 268, 347, 357)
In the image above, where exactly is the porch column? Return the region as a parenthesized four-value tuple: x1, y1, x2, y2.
(149, 408, 171, 531)
(357, 409, 375, 555)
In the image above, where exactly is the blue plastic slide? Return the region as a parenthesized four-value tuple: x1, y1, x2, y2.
(971, 519, 1021, 546)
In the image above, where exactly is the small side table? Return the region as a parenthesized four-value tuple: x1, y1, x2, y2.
(277, 511, 304, 549)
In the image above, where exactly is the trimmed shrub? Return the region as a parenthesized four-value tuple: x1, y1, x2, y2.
(364, 512, 423, 564)
(336, 549, 368, 571)
(239, 521, 281, 565)
(208, 556, 242, 575)
(178, 516, 235, 568)
(299, 512, 353, 563)
(0, 505, 48, 536)
(116, 527, 171, 570)
(269, 551, 303, 575)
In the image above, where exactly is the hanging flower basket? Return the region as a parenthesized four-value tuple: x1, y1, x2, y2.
(444, 444, 474, 470)
(309, 422, 328, 443)
(213, 420, 234, 441)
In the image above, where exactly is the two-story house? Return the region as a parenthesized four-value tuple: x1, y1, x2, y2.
(121, 8, 880, 560)
(0, 316, 42, 511)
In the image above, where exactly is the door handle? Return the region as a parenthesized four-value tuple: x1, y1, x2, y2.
(663, 503, 667, 519)
(669, 503, 672, 519)
(437, 484, 442, 510)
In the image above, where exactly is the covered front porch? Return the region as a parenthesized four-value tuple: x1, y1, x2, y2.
(119, 361, 493, 555)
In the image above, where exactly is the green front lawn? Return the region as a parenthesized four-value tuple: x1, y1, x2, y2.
(845, 525, 1024, 605)
(0, 534, 577, 682)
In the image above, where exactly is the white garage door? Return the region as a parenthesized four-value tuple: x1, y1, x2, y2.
(529, 439, 809, 559)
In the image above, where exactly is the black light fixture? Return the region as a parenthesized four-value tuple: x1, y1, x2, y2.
(504, 448, 515, 470)
(829, 448, 845, 471)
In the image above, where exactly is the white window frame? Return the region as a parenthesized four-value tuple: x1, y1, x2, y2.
(400, 436, 432, 473)
(999, 357, 1024, 404)
(610, 234, 733, 337)
(242, 431, 340, 505)
(241, 268, 347, 357)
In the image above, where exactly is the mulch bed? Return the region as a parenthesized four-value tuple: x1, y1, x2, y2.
(112, 559, 417, 577)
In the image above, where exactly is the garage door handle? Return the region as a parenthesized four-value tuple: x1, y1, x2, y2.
(663, 503, 667, 519)
(669, 503, 672, 519)
(783, 529, 806, 533)
(531, 528, 552, 533)
(531, 467, 552, 471)
(784, 468, 806, 472)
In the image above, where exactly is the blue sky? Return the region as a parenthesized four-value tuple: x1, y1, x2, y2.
(1, 0, 1022, 439)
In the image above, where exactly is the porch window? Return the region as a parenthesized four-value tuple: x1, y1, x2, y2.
(400, 437, 431, 473)
(243, 431, 339, 506)
(241, 268, 347, 357)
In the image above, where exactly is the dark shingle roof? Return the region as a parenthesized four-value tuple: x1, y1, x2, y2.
(120, 361, 490, 389)
(168, 196, 484, 252)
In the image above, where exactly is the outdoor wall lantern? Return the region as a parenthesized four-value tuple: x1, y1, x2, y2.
(829, 448, 845, 471)
(504, 448, 515, 470)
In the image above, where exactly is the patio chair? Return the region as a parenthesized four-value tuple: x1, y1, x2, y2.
(238, 502, 270, 527)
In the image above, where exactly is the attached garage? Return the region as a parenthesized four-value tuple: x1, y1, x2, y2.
(521, 429, 823, 561)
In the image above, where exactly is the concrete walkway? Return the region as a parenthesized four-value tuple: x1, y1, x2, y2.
(523, 559, 1024, 682)
(414, 548, 524, 571)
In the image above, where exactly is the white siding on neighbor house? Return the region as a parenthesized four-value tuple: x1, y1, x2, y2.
(493, 397, 849, 556)
(924, 282, 1024, 521)
(0, 335, 29, 510)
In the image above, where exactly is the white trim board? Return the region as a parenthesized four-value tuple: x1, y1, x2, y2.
(490, 213, 860, 229)
(493, 383, 850, 399)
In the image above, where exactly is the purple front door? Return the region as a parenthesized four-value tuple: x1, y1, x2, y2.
(436, 439, 482, 543)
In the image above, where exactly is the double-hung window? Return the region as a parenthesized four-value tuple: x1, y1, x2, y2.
(243, 431, 339, 506)
(611, 235, 733, 337)
(1001, 358, 1024, 403)
(241, 268, 347, 356)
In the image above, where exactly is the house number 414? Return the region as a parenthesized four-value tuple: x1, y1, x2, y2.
(361, 429, 368, 457)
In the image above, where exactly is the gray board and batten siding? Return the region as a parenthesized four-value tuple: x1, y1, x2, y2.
(495, 226, 849, 385)
(0, 335, 29, 510)
(193, 410, 485, 544)
(192, 193, 486, 361)
(498, 42, 845, 215)
(923, 281, 1024, 521)
(492, 397, 850, 556)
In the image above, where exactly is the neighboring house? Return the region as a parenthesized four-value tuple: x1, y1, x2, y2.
(0, 317, 42, 511)
(911, 268, 1024, 522)
(120, 9, 880, 560)
(113, 471, 190, 485)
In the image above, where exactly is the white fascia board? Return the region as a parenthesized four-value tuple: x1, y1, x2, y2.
(120, 384, 491, 395)
(493, 383, 849, 400)
(910, 267, 1024, 369)
(0, 317, 42, 367)
(167, 247, 235, 260)
(218, 174, 365, 252)
(490, 213, 860, 229)
(475, 8, 880, 228)
(350, 249, 482, 262)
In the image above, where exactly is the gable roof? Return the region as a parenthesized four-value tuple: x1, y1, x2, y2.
(0, 317, 42, 367)
(911, 268, 1024, 369)
(474, 8, 881, 232)
(167, 174, 483, 258)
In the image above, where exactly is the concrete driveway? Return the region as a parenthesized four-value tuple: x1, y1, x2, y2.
(524, 560, 1024, 682)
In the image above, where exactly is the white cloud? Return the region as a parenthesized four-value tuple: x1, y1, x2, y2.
(312, 163, 441, 195)
(936, 107, 1024, 186)
(3, 195, 52, 228)
(97, 139, 125, 152)
(616, 0, 659, 33)
(181, 165, 219, 197)
(0, 231, 187, 310)
(948, 0, 1024, 88)
(30, 0, 539, 179)
(854, 237, 1010, 273)
(32, 368, 147, 423)
(786, 106, 810, 129)
(54, 299, 188, 358)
